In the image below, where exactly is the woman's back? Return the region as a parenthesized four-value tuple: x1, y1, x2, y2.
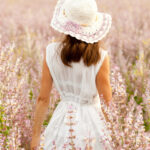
(46, 42, 108, 104)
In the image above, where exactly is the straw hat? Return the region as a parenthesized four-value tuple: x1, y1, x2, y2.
(51, 0, 112, 43)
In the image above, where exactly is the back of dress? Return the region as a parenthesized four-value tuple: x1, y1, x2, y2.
(46, 42, 108, 105)
(43, 42, 113, 150)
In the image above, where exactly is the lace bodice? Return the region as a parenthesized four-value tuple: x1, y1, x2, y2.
(46, 42, 108, 104)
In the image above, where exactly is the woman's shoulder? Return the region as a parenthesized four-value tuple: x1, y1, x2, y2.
(46, 41, 61, 50)
(46, 41, 62, 59)
(100, 47, 108, 55)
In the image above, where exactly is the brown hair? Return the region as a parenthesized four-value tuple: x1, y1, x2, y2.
(60, 35, 105, 67)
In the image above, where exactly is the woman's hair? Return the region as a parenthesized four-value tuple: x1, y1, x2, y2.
(60, 35, 105, 67)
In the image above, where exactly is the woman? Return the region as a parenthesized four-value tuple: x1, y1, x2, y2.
(31, 0, 113, 149)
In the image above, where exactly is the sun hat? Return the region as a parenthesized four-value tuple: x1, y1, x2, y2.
(50, 0, 112, 44)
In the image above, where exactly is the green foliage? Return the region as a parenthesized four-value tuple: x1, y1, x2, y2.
(0, 105, 5, 132)
(43, 120, 49, 126)
(27, 115, 31, 119)
(144, 119, 150, 132)
(0, 104, 11, 148)
(125, 82, 149, 131)
(55, 103, 58, 107)
(122, 50, 150, 132)
(43, 113, 52, 127)
(134, 96, 143, 105)
(29, 89, 33, 100)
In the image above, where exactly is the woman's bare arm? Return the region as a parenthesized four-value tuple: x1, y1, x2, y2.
(31, 48, 53, 148)
(96, 54, 112, 106)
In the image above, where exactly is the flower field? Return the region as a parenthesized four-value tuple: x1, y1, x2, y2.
(0, 0, 150, 149)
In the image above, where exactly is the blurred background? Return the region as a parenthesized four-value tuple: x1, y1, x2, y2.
(0, 0, 150, 149)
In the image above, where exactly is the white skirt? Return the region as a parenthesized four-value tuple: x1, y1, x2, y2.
(39, 98, 113, 150)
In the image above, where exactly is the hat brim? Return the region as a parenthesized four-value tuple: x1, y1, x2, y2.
(51, 0, 112, 43)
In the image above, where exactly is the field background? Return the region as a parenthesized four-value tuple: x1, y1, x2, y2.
(0, 0, 150, 149)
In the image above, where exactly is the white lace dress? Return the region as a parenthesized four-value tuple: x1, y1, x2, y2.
(39, 42, 113, 150)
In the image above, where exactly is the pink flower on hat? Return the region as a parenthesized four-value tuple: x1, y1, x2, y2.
(64, 21, 81, 33)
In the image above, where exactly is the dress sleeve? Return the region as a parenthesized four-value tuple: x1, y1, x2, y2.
(95, 49, 108, 76)
(46, 44, 51, 68)
(45, 43, 56, 69)
(45, 43, 56, 79)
